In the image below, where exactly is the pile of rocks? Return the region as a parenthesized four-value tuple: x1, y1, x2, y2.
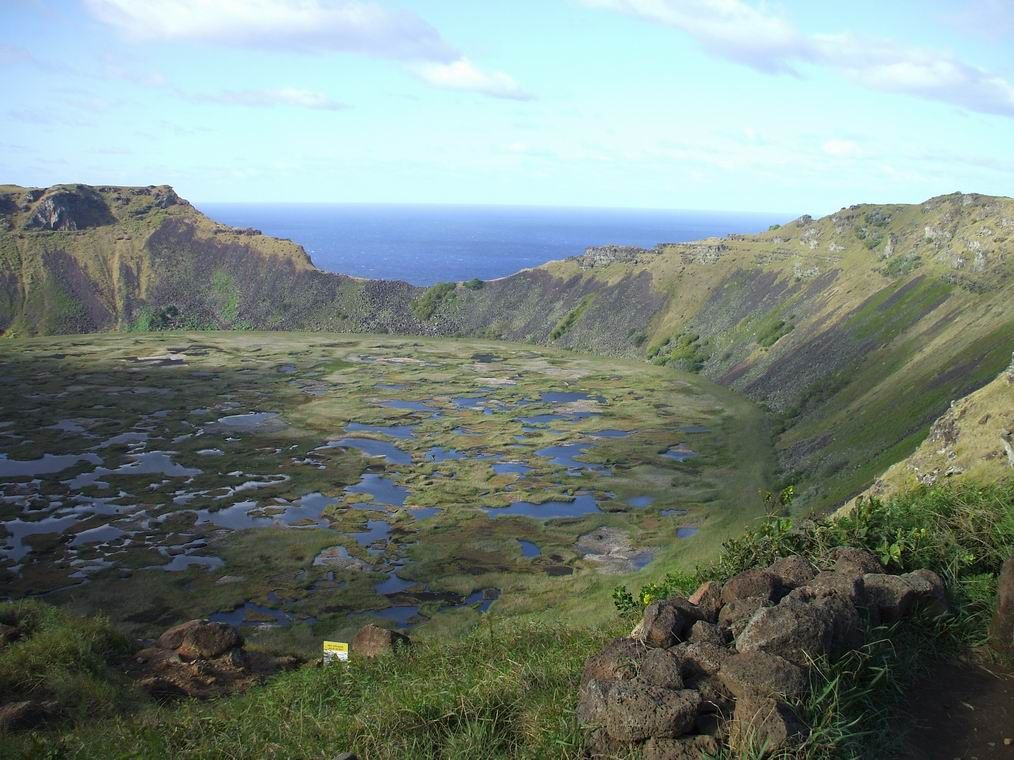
(133, 619, 299, 699)
(578, 548, 948, 759)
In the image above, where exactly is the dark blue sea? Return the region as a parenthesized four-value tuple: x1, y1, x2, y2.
(197, 204, 787, 286)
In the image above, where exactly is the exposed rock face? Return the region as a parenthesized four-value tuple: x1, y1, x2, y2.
(23, 186, 115, 231)
(575, 244, 664, 268)
(579, 557, 949, 756)
(351, 624, 411, 658)
(134, 619, 297, 699)
(576, 527, 653, 574)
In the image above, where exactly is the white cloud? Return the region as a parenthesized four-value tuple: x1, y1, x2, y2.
(197, 87, 348, 110)
(822, 138, 862, 158)
(415, 58, 533, 101)
(580, 0, 806, 73)
(85, 1, 533, 101)
(84, 0, 456, 61)
(581, 0, 1014, 117)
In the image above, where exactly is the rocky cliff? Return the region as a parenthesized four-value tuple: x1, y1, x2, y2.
(1, 184, 1011, 511)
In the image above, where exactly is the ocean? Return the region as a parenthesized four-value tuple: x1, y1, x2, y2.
(197, 203, 788, 286)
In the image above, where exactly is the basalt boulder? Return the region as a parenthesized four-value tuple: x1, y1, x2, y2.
(831, 547, 884, 578)
(736, 603, 835, 667)
(635, 598, 706, 648)
(767, 555, 817, 591)
(721, 570, 780, 605)
(351, 624, 411, 658)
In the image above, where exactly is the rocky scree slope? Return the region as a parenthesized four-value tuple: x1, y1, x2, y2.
(1, 184, 1011, 511)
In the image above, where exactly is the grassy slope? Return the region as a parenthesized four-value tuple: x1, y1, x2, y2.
(2, 185, 1011, 513)
(848, 358, 1014, 506)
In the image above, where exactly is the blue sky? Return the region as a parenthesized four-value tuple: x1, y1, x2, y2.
(2, 0, 1013, 214)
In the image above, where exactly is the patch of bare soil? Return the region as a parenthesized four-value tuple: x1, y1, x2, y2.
(899, 658, 1014, 760)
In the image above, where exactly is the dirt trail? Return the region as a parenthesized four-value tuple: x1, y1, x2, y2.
(900, 659, 1014, 760)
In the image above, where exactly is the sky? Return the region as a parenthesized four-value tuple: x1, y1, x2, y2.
(2, 0, 1013, 214)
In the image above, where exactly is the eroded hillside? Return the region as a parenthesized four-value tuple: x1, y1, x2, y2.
(1, 184, 1011, 510)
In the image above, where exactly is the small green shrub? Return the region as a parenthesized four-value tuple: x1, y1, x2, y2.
(756, 318, 794, 348)
(550, 296, 591, 340)
(882, 253, 921, 278)
(614, 480, 1014, 637)
(411, 282, 456, 320)
(647, 331, 710, 372)
(462, 278, 484, 290)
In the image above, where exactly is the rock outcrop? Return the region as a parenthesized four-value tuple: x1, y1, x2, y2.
(351, 624, 411, 658)
(578, 549, 949, 757)
(133, 619, 298, 699)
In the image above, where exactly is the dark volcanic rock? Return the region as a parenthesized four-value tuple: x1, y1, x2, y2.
(688, 620, 727, 647)
(831, 547, 884, 578)
(582, 637, 647, 685)
(785, 588, 865, 654)
(736, 603, 834, 667)
(688, 580, 724, 622)
(721, 569, 780, 604)
(767, 555, 817, 591)
(352, 624, 411, 658)
(157, 619, 242, 659)
(642, 734, 721, 760)
(635, 597, 705, 648)
(718, 595, 772, 638)
(0, 700, 56, 733)
(863, 573, 917, 624)
(719, 651, 807, 700)
(670, 641, 732, 679)
(576, 678, 613, 729)
(136, 620, 294, 700)
(792, 571, 866, 607)
(901, 568, 949, 617)
(730, 695, 807, 753)
(603, 681, 701, 741)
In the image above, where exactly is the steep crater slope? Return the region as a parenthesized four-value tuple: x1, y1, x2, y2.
(1, 184, 1011, 510)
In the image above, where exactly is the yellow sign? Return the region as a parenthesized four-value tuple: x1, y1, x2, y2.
(323, 640, 349, 664)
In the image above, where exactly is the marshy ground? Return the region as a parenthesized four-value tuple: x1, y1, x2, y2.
(0, 332, 772, 654)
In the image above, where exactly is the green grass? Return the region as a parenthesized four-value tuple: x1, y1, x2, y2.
(7, 621, 621, 759)
(0, 600, 135, 723)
